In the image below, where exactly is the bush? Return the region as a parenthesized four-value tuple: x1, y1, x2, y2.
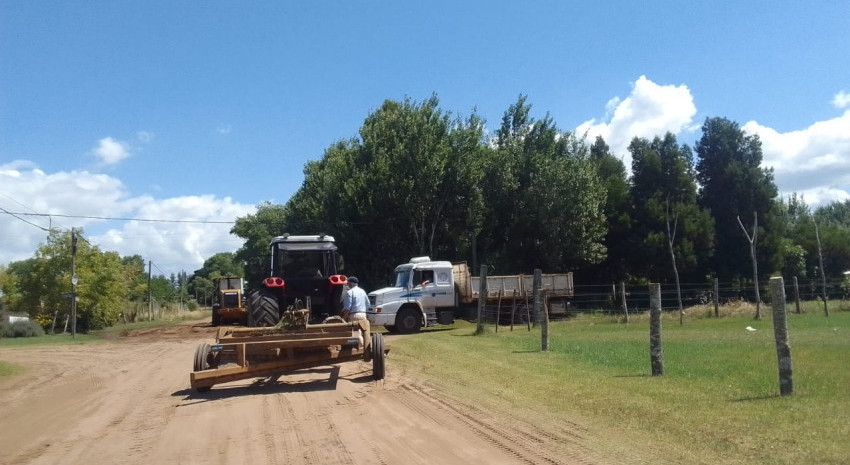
(0, 319, 46, 338)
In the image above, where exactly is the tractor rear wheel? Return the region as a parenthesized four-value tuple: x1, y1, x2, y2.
(211, 307, 221, 326)
(247, 289, 280, 327)
(371, 333, 385, 380)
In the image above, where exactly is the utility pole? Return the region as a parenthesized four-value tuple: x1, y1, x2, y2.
(148, 260, 153, 321)
(71, 228, 78, 339)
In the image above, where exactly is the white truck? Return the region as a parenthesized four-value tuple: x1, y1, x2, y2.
(366, 257, 574, 334)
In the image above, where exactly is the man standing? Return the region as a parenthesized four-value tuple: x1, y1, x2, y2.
(343, 276, 369, 322)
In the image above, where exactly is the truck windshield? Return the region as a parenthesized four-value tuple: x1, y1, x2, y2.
(395, 270, 411, 288)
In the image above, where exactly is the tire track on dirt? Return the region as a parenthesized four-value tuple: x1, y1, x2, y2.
(392, 382, 605, 465)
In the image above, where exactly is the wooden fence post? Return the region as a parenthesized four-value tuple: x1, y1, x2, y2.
(713, 278, 719, 318)
(476, 265, 486, 335)
(649, 283, 664, 376)
(793, 276, 801, 314)
(510, 290, 516, 331)
(612, 283, 617, 311)
(536, 270, 549, 351)
(496, 289, 502, 333)
(770, 277, 794, 396)
(620, 281, 629, 323)
(525, 291, 531, 331)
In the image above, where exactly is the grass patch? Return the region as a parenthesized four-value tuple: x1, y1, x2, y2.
(0, 359, 23, 377)
(388, 308, 850, 465)
(0, 331, 102, 348)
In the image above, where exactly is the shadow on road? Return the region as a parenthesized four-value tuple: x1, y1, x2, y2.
(174, 365, 351, 403)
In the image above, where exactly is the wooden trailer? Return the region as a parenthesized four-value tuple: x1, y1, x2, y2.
(190, 316, 386, 392)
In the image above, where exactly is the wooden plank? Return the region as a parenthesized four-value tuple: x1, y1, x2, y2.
(190, 351, 364, 388)
(218, 330, 356, 343)
(217, 335, 361, 352)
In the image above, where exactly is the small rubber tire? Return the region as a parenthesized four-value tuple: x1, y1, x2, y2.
(193, 343, 211, 372)
(372, 333, 385, 380)
(193, 343, 213, 393)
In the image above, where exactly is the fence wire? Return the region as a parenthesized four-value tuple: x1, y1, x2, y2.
(474, 278, 848, 323)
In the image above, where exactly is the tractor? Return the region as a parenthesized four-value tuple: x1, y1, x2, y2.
(246, 234, 348, 326)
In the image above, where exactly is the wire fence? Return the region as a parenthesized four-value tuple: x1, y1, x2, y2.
(570, 278, 848, 314)
(472, 277, 849, 325)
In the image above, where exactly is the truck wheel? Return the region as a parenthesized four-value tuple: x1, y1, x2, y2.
(247, 289, 279, 327)
(395, 308, 421, 334)
(372, 333, 385, 380)
(211, 308, 221, 327)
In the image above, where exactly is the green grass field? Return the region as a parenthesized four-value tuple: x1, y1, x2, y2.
(387, 305, 850, 465)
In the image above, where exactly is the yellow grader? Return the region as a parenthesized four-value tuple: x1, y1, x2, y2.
(211, 276, 246, 326)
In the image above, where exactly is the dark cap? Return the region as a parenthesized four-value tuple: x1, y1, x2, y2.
(348, 276, 358, 285)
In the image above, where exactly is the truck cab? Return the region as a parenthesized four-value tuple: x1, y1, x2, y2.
(367, 257, 455, 333)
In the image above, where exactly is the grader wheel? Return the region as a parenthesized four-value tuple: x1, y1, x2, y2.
(193, 343, 212, 392)
(371, 333, 385, 381)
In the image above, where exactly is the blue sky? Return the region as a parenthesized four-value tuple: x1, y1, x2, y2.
(2, 1, 849, 275)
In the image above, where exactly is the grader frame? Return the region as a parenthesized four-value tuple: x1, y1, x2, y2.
(190, 318, 386, 392)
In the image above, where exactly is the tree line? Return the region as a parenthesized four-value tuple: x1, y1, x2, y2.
(0, 229, 200, 330)
(230, 95, 850, 298)
(2, 94, 849, 331)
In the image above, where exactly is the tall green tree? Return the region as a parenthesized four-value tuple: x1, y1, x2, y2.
(12, 230, 127, 330)
(479, 95, 606, 273)
(193, 252, 242, 280)
(587, 136, 632, 282)
(231, 202, 288, 289)
(814, 199, 850, 226)
(121, 255, 148, 303)
(629, 134, 714, 283)
(778, 194, 811, 282)
(279, 95, 487, 287)
(189, 252, 242, 304)
(695, 117, 784, 285)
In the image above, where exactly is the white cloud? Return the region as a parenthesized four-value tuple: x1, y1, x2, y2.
(576, 76, 697, 168)
(743, 110, 850, 207)
(0, 162, 255, 274)
(92, 137, 131, 165)
(216, 124, 232, 135)
(93, 195, 255, 274)
(833, 91, 850, 109)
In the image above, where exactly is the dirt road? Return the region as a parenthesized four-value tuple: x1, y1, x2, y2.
(0, 322, 612, 465)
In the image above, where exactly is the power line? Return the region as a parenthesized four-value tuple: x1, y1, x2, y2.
(0, 206, 50, 231)
(0, 211, 236, 224)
